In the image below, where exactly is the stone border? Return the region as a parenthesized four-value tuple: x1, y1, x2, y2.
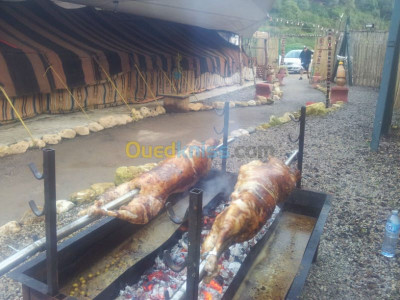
(0, 83, 284, 159)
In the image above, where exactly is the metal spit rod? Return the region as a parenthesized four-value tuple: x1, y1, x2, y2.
(0, 189, 138, 277)
(0, 139, 236, 277)
(285, 149, 299, 166)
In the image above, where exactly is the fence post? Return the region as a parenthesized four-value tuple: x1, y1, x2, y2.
(371, 0, 400, 151)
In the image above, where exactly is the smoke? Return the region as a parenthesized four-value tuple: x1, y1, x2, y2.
(200, 173, 234, 207)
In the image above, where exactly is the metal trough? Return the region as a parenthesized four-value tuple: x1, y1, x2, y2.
(9, 172, 330, 300)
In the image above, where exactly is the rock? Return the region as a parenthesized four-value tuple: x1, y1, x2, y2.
(56, 200, 75, 214)
(88, 122, 104, 132)
(0, 145, 10, 157)
(149, 107, 159, 117)
(212, 101, 225, 109)
(114, 115, 127, 125)
(0, 221, 21, 236)
(74, 126, 90, 136)
(188, 103, 204, 111)
(273, 95, 280, 101)
(247, 100, 257, 106)
(131, 108, 144, 121)
(42, 134, 62, 145)
(246, 126, 256, 134)
(90, 182, 115, 196)
(269, 115, 282, 126)
(235, 101, 248, 107)
(70, 188, 96, 204)
(278, 112, 294, 124)
(155, 105, 166, 115)
(8, 141, 29, 154)
(255, 100, 262, 106)
(140, 107, 153, 118)
(260, 98, 274, 105)
(29, 138, 46, 149)
(60, 128, 76, 139)
(115, 163, 158, 185)
(98, 115, 118, 128)
(230, 129, 250, 138)
(124, 115, 134, 123)
(332, 103, 342, 110)
(202, 104, 213, 110)
(256, 95, 267, 101)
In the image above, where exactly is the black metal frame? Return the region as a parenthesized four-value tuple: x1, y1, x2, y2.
(222, 189, 331, 299)
(186, 189, 203, 300)
(289, 106, 306, 188)
(28, 148, 59, 296)
(213, 101, 230, 173)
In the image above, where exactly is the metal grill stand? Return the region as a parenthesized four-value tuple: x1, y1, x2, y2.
(28, 148, 59, 296)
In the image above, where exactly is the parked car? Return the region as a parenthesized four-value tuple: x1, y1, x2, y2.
(281, 50, 302, 74)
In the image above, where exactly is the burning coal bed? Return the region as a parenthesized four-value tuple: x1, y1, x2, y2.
(119, 198, 280, 300)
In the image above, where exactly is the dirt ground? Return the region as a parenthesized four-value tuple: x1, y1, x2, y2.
(0, 75, 323, 225)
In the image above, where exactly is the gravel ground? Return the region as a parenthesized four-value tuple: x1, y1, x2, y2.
(1, 84, 399, 299)
(211, 86, 400, 299)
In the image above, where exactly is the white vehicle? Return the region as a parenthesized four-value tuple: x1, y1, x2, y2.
(281, 50, 303, 74)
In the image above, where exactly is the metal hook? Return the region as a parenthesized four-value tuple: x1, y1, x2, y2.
(29, 163, 43, 180)
(213, 125, 224, 135)
(289, 114, 300, 123)
(163, 250, 187, 272)
(29, 200, 45, 217)
(214, 107, 225, 117)
(166, 202, 188, 224)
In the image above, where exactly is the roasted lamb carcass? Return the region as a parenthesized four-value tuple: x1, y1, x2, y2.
(201, 158, 299, 275)
(83, 138, 219, 224)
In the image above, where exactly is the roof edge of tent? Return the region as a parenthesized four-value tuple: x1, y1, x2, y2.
(54, 0, 274, 37)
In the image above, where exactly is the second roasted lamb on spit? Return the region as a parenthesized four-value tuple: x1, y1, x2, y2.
(83, 138, 219, 224)
(201, 157, 300, 276)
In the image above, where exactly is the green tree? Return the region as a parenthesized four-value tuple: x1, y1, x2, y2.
(297, 0, 310, 10)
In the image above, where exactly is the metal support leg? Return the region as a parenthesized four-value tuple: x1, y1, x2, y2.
(371, 0, 400, 151)
(186, 188, 203, 300)
(297, 106, 306, 189)
(43, 149, 58, 296)
(221, 102, 230, 173)
(313, 242, 320, 263)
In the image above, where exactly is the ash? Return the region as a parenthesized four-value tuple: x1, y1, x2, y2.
(118, 197, 280, 300)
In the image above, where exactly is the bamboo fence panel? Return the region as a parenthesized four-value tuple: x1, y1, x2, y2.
(267, 37, 280, 68)
(349, 31, 388, 88)
(312, 35, 338, 80)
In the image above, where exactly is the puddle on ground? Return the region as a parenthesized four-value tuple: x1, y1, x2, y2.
(233, 211, 316, 300)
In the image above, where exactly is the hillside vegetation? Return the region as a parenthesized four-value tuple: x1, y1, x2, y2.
(259, 0, 394, 51)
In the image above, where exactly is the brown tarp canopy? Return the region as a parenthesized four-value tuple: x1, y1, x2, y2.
(0, 0, 247, 122)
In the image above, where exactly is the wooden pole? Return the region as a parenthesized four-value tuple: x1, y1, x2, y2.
(239, 35, 244, 85)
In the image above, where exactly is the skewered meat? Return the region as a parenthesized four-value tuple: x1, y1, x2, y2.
(202, 158, 299, 275)
(84, 138, 219, 224)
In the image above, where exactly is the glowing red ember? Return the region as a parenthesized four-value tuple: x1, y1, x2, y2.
(147, 270, 164, 281)
(203, 291, 213, 300)
(208, 279, 223, 294)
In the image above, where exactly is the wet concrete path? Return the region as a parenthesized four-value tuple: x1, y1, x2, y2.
(0, 75, 324, 225)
